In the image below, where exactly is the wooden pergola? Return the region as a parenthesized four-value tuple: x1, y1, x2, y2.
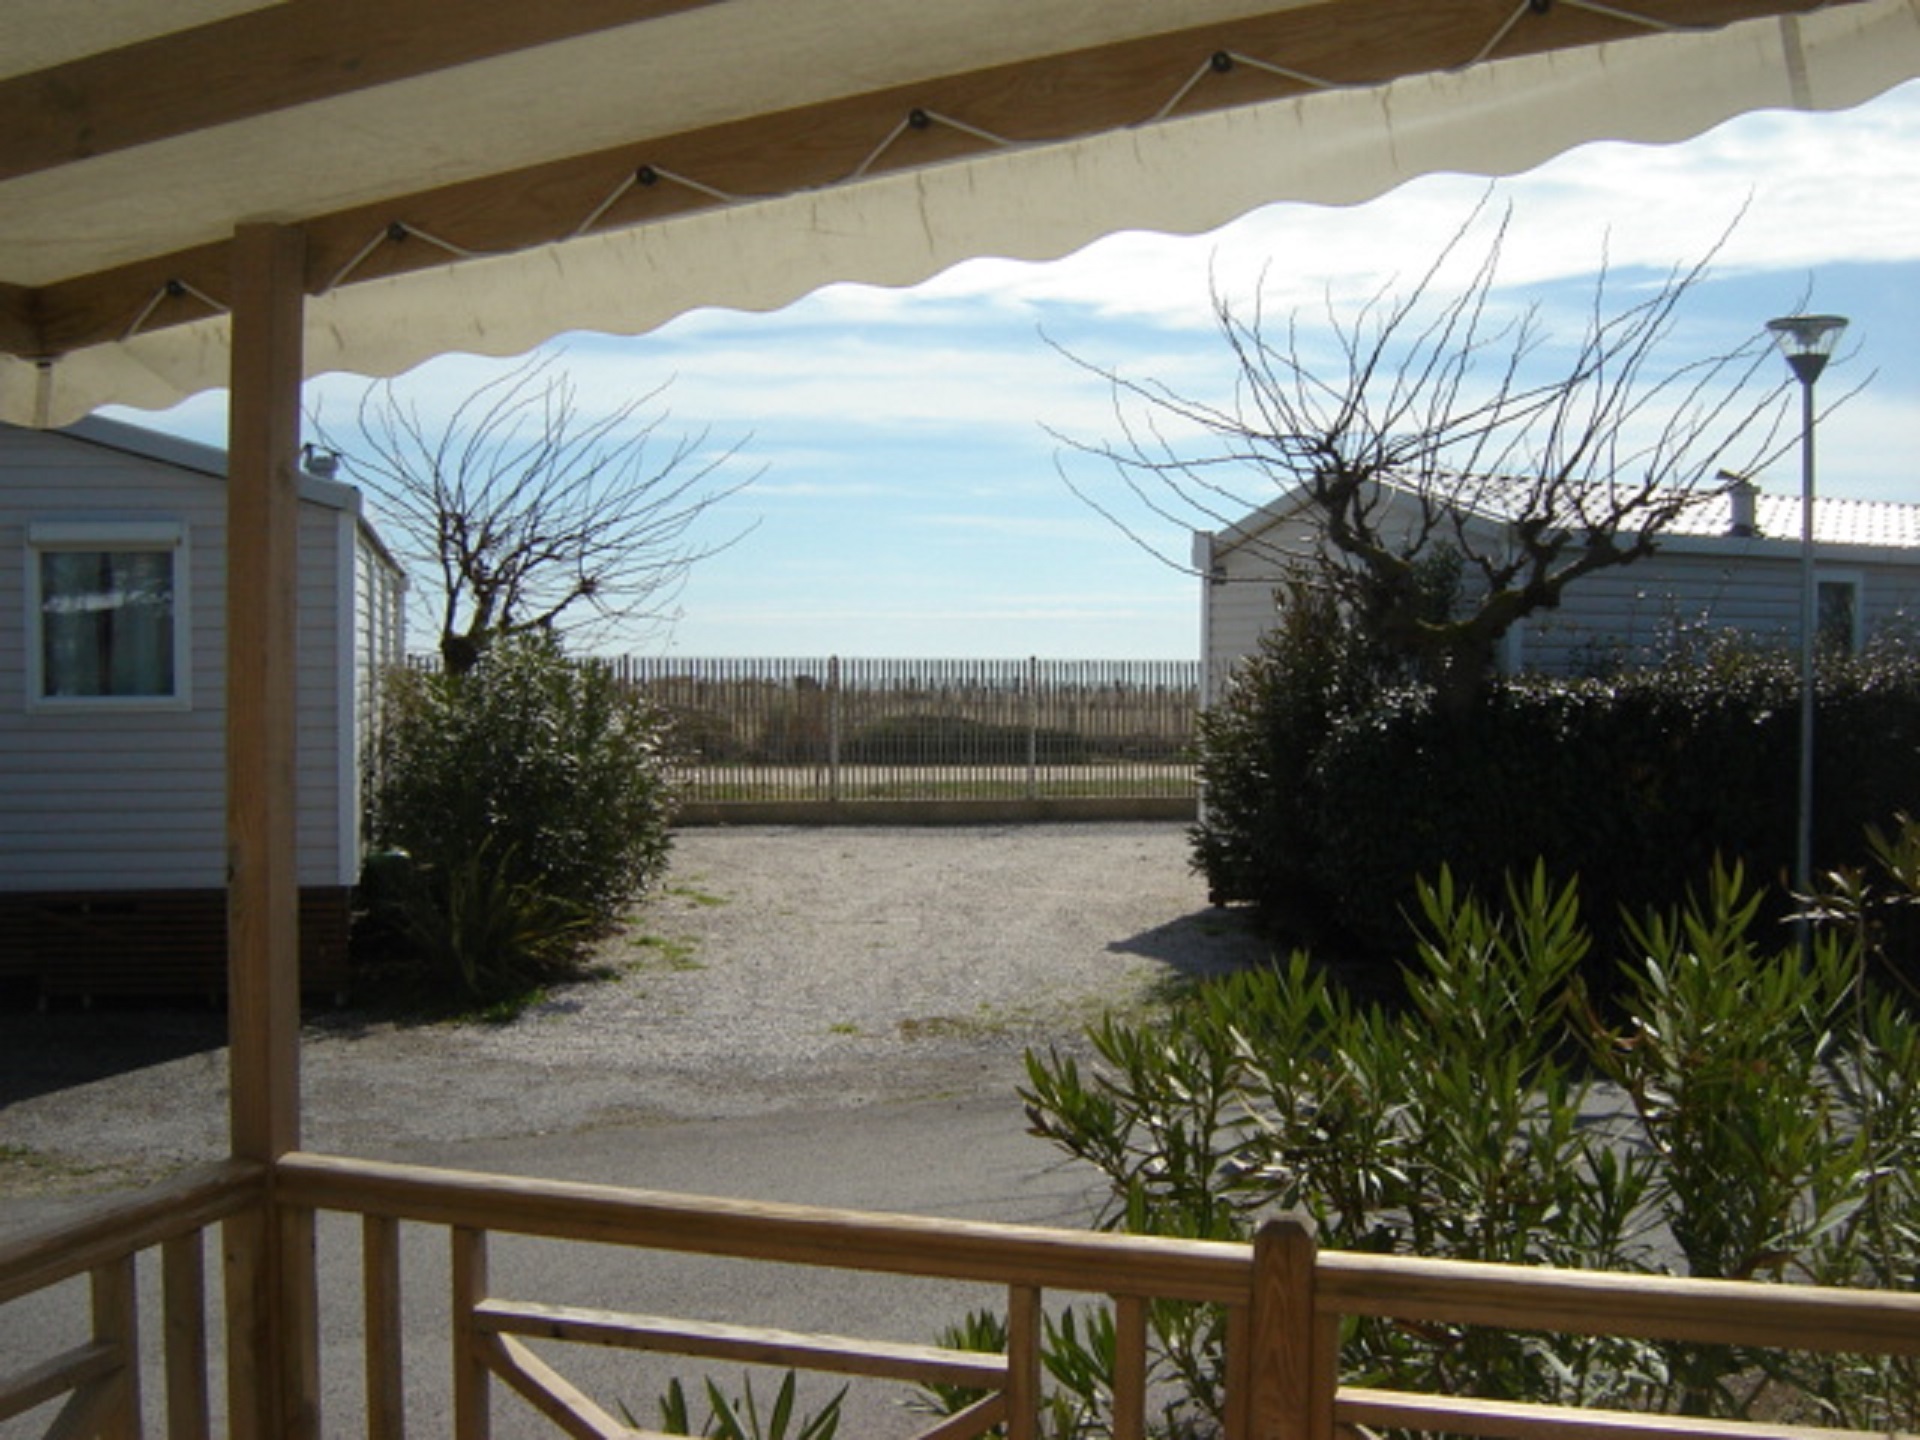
(4, 4, 1918, 1436)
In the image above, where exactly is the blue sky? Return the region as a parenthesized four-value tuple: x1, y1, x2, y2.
(118, 79, 1920, 661)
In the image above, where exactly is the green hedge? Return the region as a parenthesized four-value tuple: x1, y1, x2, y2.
(1198, 636, 1920, 974)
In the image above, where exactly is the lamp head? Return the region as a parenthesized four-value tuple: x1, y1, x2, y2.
(1766, 314, 1848, 385)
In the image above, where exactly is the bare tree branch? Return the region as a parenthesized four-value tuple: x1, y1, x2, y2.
(315, 353, 755, 671)
(1053, 203, 1822, 712)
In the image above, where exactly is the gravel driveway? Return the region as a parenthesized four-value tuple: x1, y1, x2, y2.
(0, 822, 1266, 1202)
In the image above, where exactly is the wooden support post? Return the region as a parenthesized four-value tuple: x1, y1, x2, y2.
(226, 219, 306, 1162)
(1245, 1215, 1331, 1440)
(223, 219, 314, 1440)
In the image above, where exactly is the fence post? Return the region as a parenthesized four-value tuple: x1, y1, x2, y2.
(1025, 657, 1039, 800)
(1244, 1214, 1331, 1440)
(827, 656, 842, 803)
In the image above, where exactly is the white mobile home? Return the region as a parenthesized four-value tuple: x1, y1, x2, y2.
(1196, 480, 1920, 705)
(0, 416, 405, 1000)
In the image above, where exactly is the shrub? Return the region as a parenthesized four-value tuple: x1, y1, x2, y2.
(1019, 842, 1920, 1433)
(1198, 625, 1920, 979)
(1192, 581, 1391, 918)
(364, 633, 677, 999)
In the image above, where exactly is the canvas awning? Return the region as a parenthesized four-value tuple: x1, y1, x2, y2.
(4, 0, 1917, 428)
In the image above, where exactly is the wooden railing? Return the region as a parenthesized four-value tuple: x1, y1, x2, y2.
(0, 1159, 265, 1439)
(6, 1152, 1920, 1440)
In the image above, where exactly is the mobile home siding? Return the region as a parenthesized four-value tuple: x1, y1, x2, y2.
(0, 427, 353, 893)
(1200, 499, 1920, 694)
(1517, 540, 1920, 674)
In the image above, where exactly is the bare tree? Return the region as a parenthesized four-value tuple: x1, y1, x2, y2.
(319, 354, 752, 672)
(1056, 208, 1806, 713)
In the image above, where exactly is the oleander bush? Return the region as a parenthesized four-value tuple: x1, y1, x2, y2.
(1008, 836, 1920, 1436)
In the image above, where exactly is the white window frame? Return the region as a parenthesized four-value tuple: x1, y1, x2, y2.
(25, 519, 191, 712)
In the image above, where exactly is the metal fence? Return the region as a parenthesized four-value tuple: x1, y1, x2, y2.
(609, 655, 1200, 804)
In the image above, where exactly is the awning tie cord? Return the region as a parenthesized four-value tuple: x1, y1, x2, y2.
(121, 277, 229, 341)
(88, 0, 1704, 345)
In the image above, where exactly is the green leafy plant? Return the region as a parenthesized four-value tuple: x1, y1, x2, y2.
(361, 631, 677, 1000)
(1021, 842, 1920, 1433)
(656, 1371, 845, 1440)
(391, 839, 590, 1006)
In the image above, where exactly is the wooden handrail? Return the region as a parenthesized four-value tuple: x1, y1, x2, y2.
(0, 1159, 264, 1305)
(1317, 1248, 1920, 1357)
(1335, 1387, 1904, 1440)
(275, 1151, 1249, 1302)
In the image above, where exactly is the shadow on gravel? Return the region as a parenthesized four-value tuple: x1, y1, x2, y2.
(0, 1003, 226, 1107)
(1106, 905, 1270, 984)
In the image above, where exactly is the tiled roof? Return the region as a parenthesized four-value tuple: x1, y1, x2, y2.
(1215, 478, 1920, 556)
(1662, 491, 1920, 549)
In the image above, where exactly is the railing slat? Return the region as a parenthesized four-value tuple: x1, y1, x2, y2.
(42, 1371, 125, 1440)
(483, 1333, 631, 1440)
(279, 1203, 320, 1440)
(910, 1392, 1008, 1440)
(1005, 1284, 1042, 1440)
(0, 1340, 118, 1424)
(452, 1226, 491, 1440)
(1111, 1293, 1147, 1440)
(477, 1299, 1008, 1387)
(91, 1253, 140, 1440)
(161, 1231, 210, 1440)
(363, 1214, 407, 1440)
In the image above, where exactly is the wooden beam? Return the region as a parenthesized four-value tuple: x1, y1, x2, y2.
(223, 218, 313, 1440)
(0, 0, 722, 184)
(10, 0, 1837, 360)
(225, 220, 306, 1164)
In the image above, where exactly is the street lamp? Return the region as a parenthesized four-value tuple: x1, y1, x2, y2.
(1766, 313, 1847, 902)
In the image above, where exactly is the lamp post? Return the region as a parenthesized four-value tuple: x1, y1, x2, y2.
(1766, 313, 1848, 902)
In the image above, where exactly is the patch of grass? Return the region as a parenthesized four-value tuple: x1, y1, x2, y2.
(828, 1020, 862, 1036)
(664, 882, 728, 908)
(897, 1004, 1035, 1041)
(898, 1014, 981, 1041)
(628, 932, 704, 972)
